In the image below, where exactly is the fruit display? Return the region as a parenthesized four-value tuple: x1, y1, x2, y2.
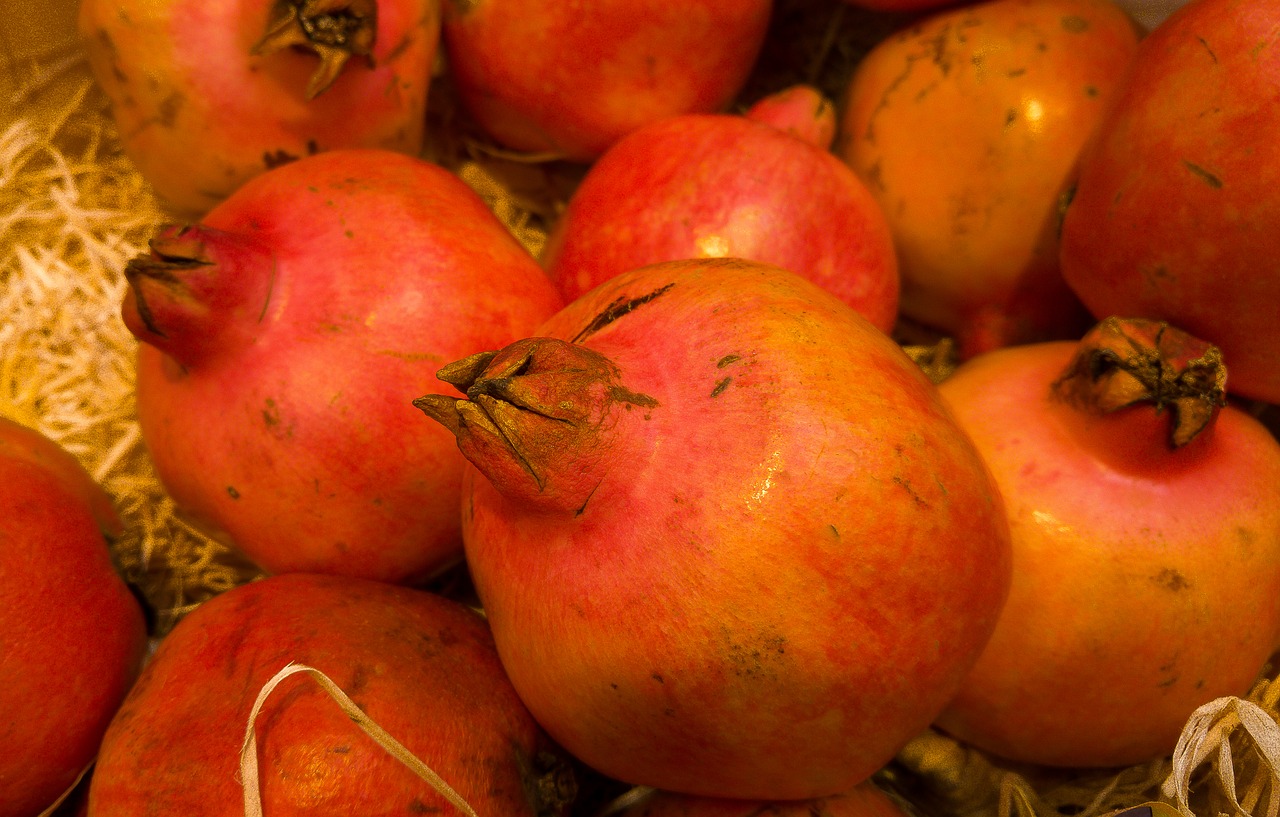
(4, 0, 1275, 815)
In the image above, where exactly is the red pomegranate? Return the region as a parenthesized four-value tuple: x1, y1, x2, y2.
(416, 258, 1011, 799)
(80, 0, 440, 215)
(933, 317, 1280, 767)
(123, 149, 563, 584)
(439, 0, 773, 161)
(540, 89, 899, 332)
(617, 780, 911, 817)
(1058, 0, 1280, 404)
(88, 572, 578, 815)
(0, 417, 148, 817)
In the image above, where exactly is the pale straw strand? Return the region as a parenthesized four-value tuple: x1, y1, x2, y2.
(239, 662, 479, 817)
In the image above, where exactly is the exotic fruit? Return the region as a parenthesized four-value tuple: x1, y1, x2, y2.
(416, 258, 1012, 798)
(88, 573, 578, 815)
(617, 780, 911, 817)
(1058, 0, 1280, 404)
(123, 149, 562, 584)
(79, 0, 441, 215)
(0, 417, 149, 817)
(837, 0, 1140, 355)
(933, 317, 1280, 767)
(540, 85, 900, 332)
(439, 0, 772, 161)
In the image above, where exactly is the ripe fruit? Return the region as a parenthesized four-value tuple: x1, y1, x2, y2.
(417, 258, 1011, 799)
(933, 317, 1280, 767)
(124, 149, 562, 584)
(1059, 0, 1280, 404)
(0, 417, 148, 817)
(837, 0, 1140, 354)
(88, 572, 578, 815)
(439, 0, 772, 161)
(540, 88, 900, 331)
(79, 0, 440, 215)
(617, 780, 911, 817)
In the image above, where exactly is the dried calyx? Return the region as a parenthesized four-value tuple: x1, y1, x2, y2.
(253, 0, 379, 99)
(1051, 316, 1228, 448)
(122, 224, 275, 365)
(414, 337, 658, 514)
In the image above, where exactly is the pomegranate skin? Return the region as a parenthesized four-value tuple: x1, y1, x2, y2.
(0, 418, 148, 817)
(540, 111, 900, 332)
(426, 258, 1012, 798)
(837, 0, 1140, 356)
(87, 573, 577, 816)
(80, 0, 440, 216)
(933, 327, 1280, 767)
(1058, 0, 1280, 404)
(618, 780, 910, 817)
(126, 149, 563, 584)
(440, 0, 772, 161)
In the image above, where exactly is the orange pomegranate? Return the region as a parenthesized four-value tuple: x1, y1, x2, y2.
(933, 318, 1280, 767)
(837, 0, 1140, 355)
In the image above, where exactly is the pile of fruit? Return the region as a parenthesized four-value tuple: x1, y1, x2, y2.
(4, 0, 1280, 815)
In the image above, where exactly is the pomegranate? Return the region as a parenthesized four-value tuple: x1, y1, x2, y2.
(123, 148, 563, 584)
(742, 83, 838, 150)
(415, 258, 1011, 799)
(933, 317, 1280, 767)
(87, 572, 578, 815)
(617, 780, 910, 817)
(1058, 0, 1280, 404)
(439, 0, 773, 161)
(79, 0, 440, 215)
(0, 417, 148, 817)
(841, 0, 962, 10)
(836, 0, 1140, 355)
(540, 89, 900, 332)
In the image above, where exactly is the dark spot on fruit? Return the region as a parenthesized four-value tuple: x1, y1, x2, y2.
(717, 354, 741, 368)
(1154, 568, 1190, 591)
(893, 475, 929, 507)
(651, 673, 664, 684)
(664, 707, 676, 716)
(1084, 84, 1098, 97)
(573, 283, 675, 342)
(408, 799, 441, 814)
(156, 90, 184, 127)
(307, 139, 319, 155)
(1061, 15, 1089, 33)
(227, 485, 240, 499)
(1183, 161, 1223, 188)
(828, 524, 840, 539)
(1197, 36, 1218, 63)
(331, 744, 351, 754)
(1004, 108, 1018, 128)
(711, 377, 732, 397)
(263, 398, 281, 427)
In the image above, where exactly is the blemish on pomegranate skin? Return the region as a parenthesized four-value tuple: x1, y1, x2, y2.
(651, 673, 664, 684)
(1061, 15, 1089, 33)
(711, 377, 732, 397)
(227, 485, 240, 499)
(572, 282, 675, 342)
(1153, 568, 1191, 592)
(1183, 161, 1223, 188)
(717, 354, 741, 368)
